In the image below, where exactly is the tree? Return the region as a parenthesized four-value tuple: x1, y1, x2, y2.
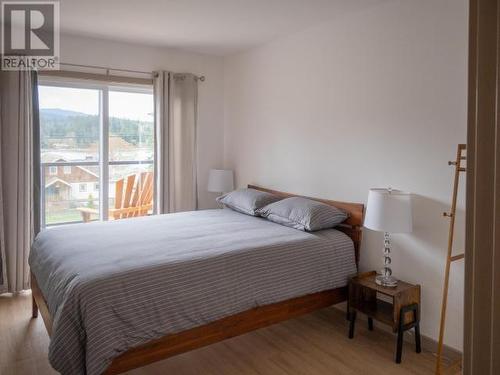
(87, 194, 95, 208)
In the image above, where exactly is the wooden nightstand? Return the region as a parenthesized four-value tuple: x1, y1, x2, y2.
(347, 271, 421, 363)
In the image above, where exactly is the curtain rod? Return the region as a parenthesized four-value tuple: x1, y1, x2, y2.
(59, 62, 206, 82)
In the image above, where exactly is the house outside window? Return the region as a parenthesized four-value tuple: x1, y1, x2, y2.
(39, 79, 155, 226)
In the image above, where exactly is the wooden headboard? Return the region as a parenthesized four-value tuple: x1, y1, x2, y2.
(248, 185, 364, 263)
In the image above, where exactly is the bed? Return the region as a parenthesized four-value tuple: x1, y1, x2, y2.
(30, 185, 364, 375)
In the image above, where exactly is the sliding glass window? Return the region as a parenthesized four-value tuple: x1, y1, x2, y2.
(38, 78, 154, 227)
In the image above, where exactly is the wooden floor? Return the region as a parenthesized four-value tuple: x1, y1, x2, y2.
(0, 292, 439, 375)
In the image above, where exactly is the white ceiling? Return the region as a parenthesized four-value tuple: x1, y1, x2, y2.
(59, 0, 385, 56)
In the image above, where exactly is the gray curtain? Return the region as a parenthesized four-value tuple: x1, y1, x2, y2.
(0, 70, 39, 293)
(154, 72, 198, 213)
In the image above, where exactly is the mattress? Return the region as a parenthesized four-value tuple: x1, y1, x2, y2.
(29, 208, 357, 375)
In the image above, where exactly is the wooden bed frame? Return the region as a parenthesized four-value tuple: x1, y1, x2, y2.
(31, 185, 364, 374)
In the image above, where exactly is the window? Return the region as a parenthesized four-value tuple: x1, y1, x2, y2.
(39, 79, 155, 226)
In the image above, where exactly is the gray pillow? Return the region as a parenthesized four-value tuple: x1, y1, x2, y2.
(257, 196, 348, 231)
(217, 188, 282, 216)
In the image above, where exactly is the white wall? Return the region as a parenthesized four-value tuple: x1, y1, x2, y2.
(224, 0, 468, 350)
(60, 34, 225, 209)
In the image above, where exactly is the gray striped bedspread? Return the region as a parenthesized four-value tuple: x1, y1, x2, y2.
(29, 209, 357, 375)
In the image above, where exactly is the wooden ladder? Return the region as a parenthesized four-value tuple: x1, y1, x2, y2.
(435, 144, 466, 375)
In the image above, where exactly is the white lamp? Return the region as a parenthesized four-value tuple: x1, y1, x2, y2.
(364, 188, 413, 287)
(207, 169, 234, 195)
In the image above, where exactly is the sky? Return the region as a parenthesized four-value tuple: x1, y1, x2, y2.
(38, 85, 154, 122)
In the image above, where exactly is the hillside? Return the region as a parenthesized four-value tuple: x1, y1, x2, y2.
(40, 108, 154, 148)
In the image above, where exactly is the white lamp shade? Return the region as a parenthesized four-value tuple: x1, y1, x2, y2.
(364, 188, 413, 233)
(208, 169, 234, 193)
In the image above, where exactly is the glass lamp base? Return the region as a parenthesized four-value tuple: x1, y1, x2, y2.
(375, 275, 398, 288)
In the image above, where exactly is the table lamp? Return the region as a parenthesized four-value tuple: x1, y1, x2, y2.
(364, 188, 413, 287)
(207, 169, 234, 196)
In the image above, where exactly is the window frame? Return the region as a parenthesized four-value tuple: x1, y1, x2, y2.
(38, 76, 155, 227)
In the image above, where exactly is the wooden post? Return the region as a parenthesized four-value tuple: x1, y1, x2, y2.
(435, 144, 466, 375)
(31, 273, 39, 318)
